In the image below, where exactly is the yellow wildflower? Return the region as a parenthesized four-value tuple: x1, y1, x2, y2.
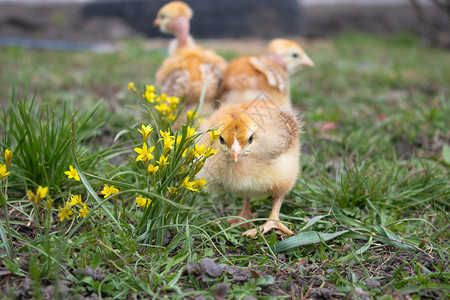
(58, 202, 73, 221)
(0, 164, 10, 180)
(159, 130, 175, 152)
(193, 178, 208, 190)
(176, 135, 183, 145)
(27, 190, 36, 204)
(136, 195, 151, 208)
(79, 203, 89, 218)
(45, 198, 54, 209)
(194, 144, 206, 157)
(193, 144, 217, 158)
(157, 155, 169, 167)
(135, 143, 155, 163)
(182, 147, 193, 158)
(147, 164, 159, 174)
(186, 110, 197, 120)
(203, 146, 218, 158)
(186, 126, 197, 138)
(180, 176, 199, 192)
(209, 130, 220, 143)
(138, 124, 153, 141)
(162, 136, 175, 151)
(4, 149, 12, 168)
(167, 96, 179, 109)
(27, 186, 48, 205)
(197, 117, 205, 125)
(64, 165, 80, 181)
(160, 93, 168, 102)
(101, 184, 119, 198)
(167, 114, 177, 122)
(36, 186, 48, 199)
(167, 187, 178, 196)
(70, 195, 83, 207)
(143, 85, 156, 103)
(128, 82, 137, 94)
(155, 103, 171, 115)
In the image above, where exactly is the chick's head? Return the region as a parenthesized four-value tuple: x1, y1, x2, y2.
(215, 110, 258, 162)
(268, 39, 314, 74)
(154, 1, 193, 34)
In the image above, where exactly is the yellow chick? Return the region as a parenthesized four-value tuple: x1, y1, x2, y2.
(198, 100, 301, 237)
(154, 1, 227, 115)
(218, 39, 314, 107)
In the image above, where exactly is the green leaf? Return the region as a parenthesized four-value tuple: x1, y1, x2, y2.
(373, 226, 417, 252)
(442, 144, 450, 164)
(2, 258, 26, 276)
(256, 275, 274, 286)
(300, 215, 328, 232)
(91, 252, 101, 269)
(273, 230, 349, 252)
(355, 236, 373, 255)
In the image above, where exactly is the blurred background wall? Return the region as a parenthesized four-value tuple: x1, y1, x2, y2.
(0, 0, 449, 46)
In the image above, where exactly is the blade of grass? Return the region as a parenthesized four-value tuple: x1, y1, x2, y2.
(272, 230, 349, 252)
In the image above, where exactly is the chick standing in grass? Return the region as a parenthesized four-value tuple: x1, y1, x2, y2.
(198, 100, 301, 237)
(154, 1, 227, 115)
(218, 39, 314, 107)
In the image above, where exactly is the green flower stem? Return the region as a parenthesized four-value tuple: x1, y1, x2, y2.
(0, 181, 14, 260)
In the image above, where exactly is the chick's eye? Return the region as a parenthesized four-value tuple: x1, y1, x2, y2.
(219, 136, 225, 145)
(160, 13, 165, 19)
(248, 134, 254, 144)
(292, 53, 298, 58)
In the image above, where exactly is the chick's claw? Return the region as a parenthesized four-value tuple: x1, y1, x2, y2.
(242, 220, 293, 238)
(227, 217, 252, 229)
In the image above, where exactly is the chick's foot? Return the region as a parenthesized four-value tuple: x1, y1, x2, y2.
(242, 220, 293, 238)
(227, 198, 255, 228)
(227, 215, 255, 229)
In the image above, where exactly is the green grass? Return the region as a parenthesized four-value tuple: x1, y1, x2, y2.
(0, 33, 449, 299)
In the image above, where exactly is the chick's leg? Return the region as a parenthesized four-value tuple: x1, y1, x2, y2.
(227, 198, 255, 229)
(243, 196, 293, 237)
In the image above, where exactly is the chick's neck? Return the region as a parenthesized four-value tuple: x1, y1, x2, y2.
(268, 54, 286, 70)
(171, 16, 191, 49)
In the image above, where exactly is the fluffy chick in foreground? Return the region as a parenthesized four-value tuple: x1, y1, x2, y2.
(154, 1, 227, 115)
(198, 100, 301, 237)
(218, 39, 314, 107)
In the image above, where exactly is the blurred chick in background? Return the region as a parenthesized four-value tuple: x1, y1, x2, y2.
(154, 1, 227, 115)
(198, 100, 301, 237)
(218, 39, 314, 107)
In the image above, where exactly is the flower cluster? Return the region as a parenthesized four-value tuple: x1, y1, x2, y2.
(139, 84, 180, 122)
(27, 186, 48, 206)
(124, 82, 223, 244)
(133, 122, 213, 194)
(136, 195, 151, 208)
(58, 194, 90, 221)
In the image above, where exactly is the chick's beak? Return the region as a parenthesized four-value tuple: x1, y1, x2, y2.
(153, 18, 160, 27)
(230, 151, 241, 162)
(300, 54, 314, 67)
(230, 139, 243, 162)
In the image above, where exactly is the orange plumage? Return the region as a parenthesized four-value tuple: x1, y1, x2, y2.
(154, 1, 227, 115)
(199, 100, 301, 237)
(218, 39, 314, 107)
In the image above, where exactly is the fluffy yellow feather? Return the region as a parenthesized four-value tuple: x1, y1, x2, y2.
(199, 100, 301, 237)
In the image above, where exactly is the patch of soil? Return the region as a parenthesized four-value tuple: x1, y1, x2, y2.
(394, 133, 449, 160)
